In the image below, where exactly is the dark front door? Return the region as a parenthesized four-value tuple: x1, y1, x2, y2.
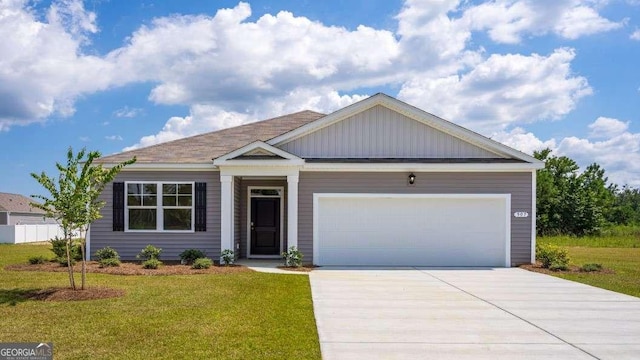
(250, 198, 280, 255)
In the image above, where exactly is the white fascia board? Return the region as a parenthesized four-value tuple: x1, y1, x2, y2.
(213, 141, 303, 165)
(302, 162, 544, 172)
(103, 163, 215, 171)
(216, 159, 305, 167)
(219, 165, 301, 177)
(268, 93, 544, 165)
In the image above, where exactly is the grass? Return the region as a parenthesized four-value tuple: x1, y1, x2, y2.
(539, 232, 640, 298)
(0, 244, 320, 359)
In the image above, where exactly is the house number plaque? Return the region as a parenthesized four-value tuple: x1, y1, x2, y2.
(513, 211, 529, 218)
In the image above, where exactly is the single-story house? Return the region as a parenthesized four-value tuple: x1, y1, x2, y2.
(0, 192, 55, 225)
(91, 93, 544, 267)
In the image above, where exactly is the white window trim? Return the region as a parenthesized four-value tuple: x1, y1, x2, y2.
(124, 181, 196, 233)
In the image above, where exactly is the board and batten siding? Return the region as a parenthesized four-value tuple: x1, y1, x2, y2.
(238, 179, 288, 258)
(279, 105, 504, 159)
(91, 171, 220, 260)
(298, 172, 533, 266)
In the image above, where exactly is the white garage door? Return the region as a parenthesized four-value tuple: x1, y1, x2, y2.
(314, 194, 510, 267)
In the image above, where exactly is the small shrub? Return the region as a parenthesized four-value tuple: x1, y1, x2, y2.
(137, 245, 162, 260)
(220, 249, 234, 266)
(50, 237, 83, 261)
(95, 247, 120, 261)
(281, 246, 304, 267)
(549, 261, 568, 271)
(99, 258, 121, 268)
(192, 257, 213, 269)
(581, 263, 603, 272)
(536, 243, 570, 270)
(179, 248, 206, 264)
(56, 256, 76, 267)
(142, 258, 162, 269)
(28, 255, 48, 264)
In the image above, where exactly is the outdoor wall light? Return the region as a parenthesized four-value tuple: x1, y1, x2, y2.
(408, 173, 416, 185)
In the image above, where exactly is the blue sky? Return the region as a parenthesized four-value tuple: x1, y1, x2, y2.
(1, 0, 639, 197)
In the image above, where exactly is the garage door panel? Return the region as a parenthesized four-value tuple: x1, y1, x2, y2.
(315, 196, 509, 267)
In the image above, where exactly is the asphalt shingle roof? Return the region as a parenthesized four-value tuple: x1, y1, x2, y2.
(0, 192, 44, 213)
(97, 110, 325, 164)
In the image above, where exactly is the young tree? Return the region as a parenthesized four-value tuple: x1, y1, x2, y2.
(32, 147, 135, 290)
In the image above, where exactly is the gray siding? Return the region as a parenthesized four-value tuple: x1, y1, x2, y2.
(0, 212, 7, 225)
(239, 179, 288, 258)
(298, 172, 532, 266)
(91, 171, 220, 260)
(279, 105, 503, 159)
(7, 213, 57, 225)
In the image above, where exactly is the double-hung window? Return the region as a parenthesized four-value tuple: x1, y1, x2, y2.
(126, 182, 194, 231)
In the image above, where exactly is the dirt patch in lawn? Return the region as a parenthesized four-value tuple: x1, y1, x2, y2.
(30, 287, 125, 301)
(276, 265, 319, 272)
(6, 261, 252, 276)
(2, 287, 125, 303)
(520, 262, 615, 275)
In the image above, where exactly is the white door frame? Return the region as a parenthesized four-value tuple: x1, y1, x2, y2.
(247, 186, 285, 259)
(313, 193, 511, 266)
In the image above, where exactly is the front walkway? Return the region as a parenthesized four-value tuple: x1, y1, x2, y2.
(235, 259, 308, 275)
(310, 267, 640, 360)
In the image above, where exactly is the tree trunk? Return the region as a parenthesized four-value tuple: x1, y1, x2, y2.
(65, 237, 76, 290)
(80, 229, 87, 290)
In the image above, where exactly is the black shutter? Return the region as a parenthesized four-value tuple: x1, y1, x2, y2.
(113, 182, 125, 231)
(195, 182, 207, 232)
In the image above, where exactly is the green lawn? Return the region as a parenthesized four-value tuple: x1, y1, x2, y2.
(0, 244, 321, 359)
(539, 235, 640, 298)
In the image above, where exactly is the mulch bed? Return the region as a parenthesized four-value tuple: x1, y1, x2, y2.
(6, 261, 251, 276)
(276, 265, 319, 272)
(520, 262, 615, 275)
(18, 287, 125, 302)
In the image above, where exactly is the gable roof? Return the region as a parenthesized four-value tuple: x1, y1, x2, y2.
(96, 93, 542, 167)
(269, 93, 542, 164)
(97, 110, 325, 164)
(0, 192, 44, 214)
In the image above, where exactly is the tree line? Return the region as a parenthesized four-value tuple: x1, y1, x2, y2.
(535, 149, 640, 236)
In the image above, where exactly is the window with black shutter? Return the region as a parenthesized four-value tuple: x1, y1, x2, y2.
(113, 182, 125, 231)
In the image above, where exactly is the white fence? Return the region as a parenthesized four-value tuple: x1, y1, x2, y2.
(0, 224, 64, 244)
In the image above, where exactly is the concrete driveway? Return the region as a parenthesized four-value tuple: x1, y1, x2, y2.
(309, 268, 640, 360)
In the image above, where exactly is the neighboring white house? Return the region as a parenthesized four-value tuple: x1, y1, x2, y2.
(0, 192, 62, 243)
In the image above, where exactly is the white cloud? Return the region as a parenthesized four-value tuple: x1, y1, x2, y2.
(493, 118, 640, 187)
(0, 0, 112, 129)
(588, 117, 629, 138)
(108, 3, 400, 109)
(491, 127, 557, 156)
(105, 135, 123, 141)
(113, 106, 143, 118)
(631, 29, 640, 40)
(398, 48, 592, 133)
(79, 136, 90, 142)
(2, 0, 618, 134)
(462, 0, 624, 44)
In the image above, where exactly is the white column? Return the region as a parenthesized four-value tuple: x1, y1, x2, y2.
(220, 175, 234, 256)
(287, 175, 299, 249)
